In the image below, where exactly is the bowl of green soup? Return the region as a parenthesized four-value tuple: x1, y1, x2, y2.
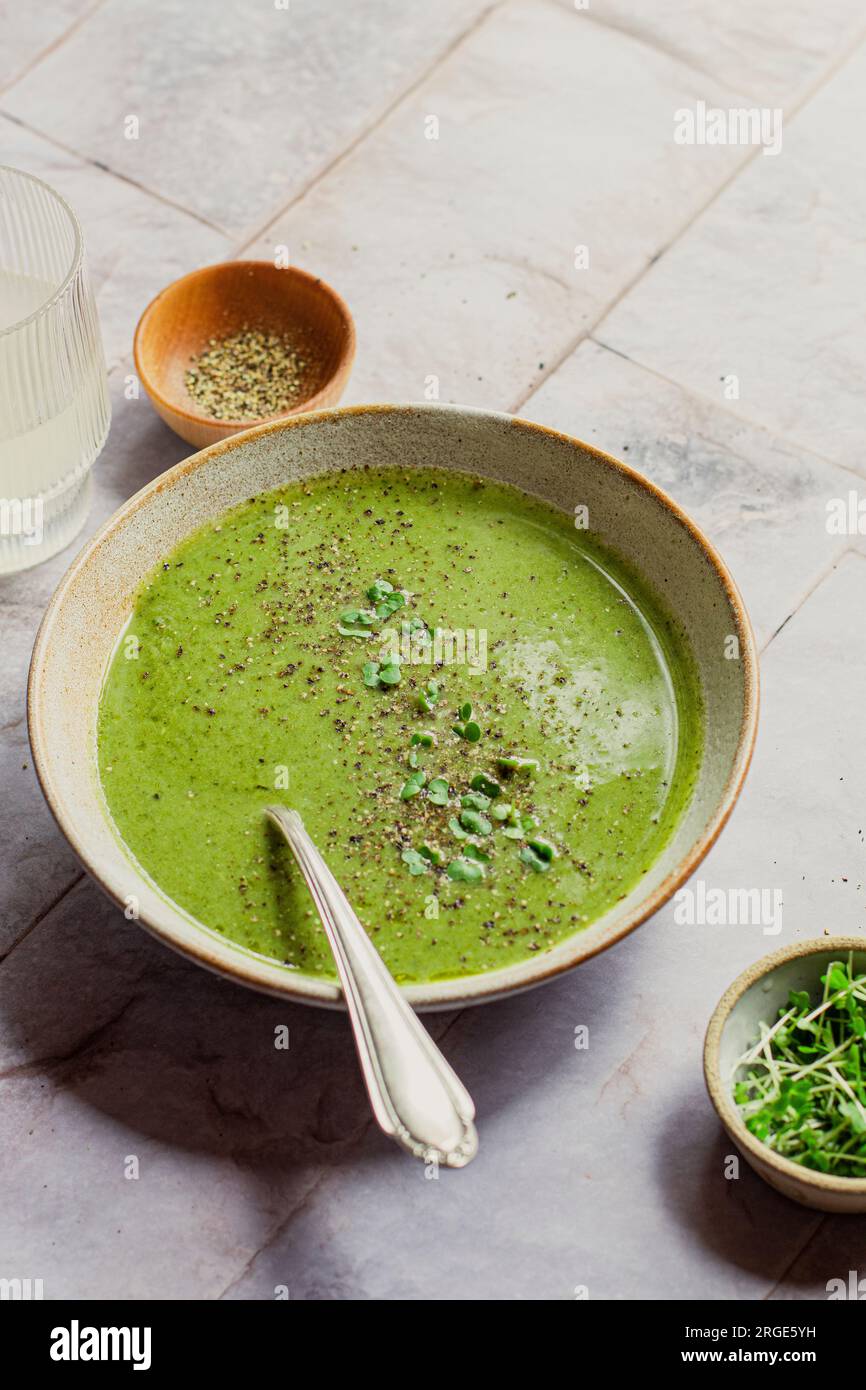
(28, 405, 758, 1008)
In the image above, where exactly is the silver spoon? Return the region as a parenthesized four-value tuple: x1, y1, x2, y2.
(266, 806, 478, 1167)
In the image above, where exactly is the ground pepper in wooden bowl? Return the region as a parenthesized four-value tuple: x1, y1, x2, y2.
(185, 328, 308, 422)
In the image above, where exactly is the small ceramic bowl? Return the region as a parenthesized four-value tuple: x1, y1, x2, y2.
(133, 261, 355, 448)
(705, 937, 866, 1212)
(28, 404, 758, 1010)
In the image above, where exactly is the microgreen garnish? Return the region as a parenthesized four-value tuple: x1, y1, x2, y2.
(446, 858, 486, 883)
(379, 658, 401, 686)
(364, 656, 402, 689)
(340, 580, 409, 635)
(427, 778, 450, 806)
(733, 955, 866, 1177)
(417, 679, 439, 714)
(400, 770, 427, 800)
(471, 773, 501, 799)
(527, 837, 556, 862)
(338, 606, 378, 637)
(519, 844, 550, 873)
(376, 590, 406, 620)
(361, 656, 400, 689)
(357, 595, 554, 888)
(462, 844, 490, 864)
(498, 755, 539, 777)
(459, 808, 491, 836)
(452, 718, 481, 742)
(401, 848, 429, 875)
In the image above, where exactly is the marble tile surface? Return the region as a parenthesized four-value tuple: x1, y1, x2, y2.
(0, 877, 460, 1298)
(0, 0, 97, 91)
(770, 1217, 866, 1300)
(562, 0, 866, 106)
(597, 43, 866, 474)
(0, 117, 230, 370)
(249, 0, 749, 411)
(1, 0, 497, 236)
(524, 339, 851, 646)
(0, 0, 863, 1302)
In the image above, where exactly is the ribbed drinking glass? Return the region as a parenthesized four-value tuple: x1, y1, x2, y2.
(0, 166, 109, 573)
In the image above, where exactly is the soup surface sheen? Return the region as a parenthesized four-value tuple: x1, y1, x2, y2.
(98, 467, 703, 982)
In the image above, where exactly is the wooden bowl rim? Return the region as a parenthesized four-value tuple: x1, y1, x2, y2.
(132, 260, 356, 429)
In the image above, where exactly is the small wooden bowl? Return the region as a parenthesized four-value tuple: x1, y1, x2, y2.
(133, 261, 355, 448)
(705, 937, 866, 1212)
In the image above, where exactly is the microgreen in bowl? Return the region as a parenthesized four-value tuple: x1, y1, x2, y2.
(733, 954, 866, 1178)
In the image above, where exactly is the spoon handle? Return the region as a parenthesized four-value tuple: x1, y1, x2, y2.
(266, 807, 478, 1167)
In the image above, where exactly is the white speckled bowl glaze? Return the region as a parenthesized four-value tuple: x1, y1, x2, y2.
(705, 938, 866, 1213)
(28, 404, 758, 1009)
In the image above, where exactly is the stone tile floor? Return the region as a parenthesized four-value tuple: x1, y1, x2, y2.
(1, 0, 864, 1299)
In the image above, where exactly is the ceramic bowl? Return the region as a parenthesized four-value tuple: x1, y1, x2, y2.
(28, 404, 758, 1010)
(133, 261, 355, 448)
(705, 937, 866, 1212)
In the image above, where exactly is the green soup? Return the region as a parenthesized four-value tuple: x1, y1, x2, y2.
(97, 467, 703, 983)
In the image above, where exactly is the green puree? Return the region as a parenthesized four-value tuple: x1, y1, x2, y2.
(97, 467, 703, 983)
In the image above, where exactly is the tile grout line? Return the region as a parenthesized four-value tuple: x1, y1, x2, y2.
(508, 150, 758, 414)
(216, 1150, 372, 1299)
(0, 1, 505, 258)
(759, 549, 857, 656)
(582, 335, 866, 485)
(0, 110, 232, 238)
(762, 1214, 826, 1300)
(212, 1005, 469, 1291)
(227, 0, 505, 258)
(511, 20, 866, 418)
(539, 0, 763, 104)
(0, 0, 108, 100)
(0, 871, 85, 967)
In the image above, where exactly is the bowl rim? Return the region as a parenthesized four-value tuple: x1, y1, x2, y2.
(704, 935, 866, 1194)
(27, 402, 759, 1009)
(132, 259, 357, 430)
